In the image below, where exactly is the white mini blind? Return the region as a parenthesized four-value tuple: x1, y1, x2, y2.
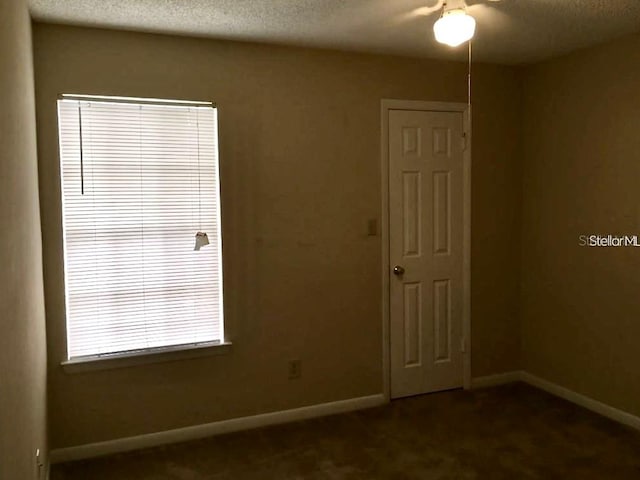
(57, 96, 224, 359)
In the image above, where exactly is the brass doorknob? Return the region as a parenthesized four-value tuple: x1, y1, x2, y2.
(393, 265, 405, 275)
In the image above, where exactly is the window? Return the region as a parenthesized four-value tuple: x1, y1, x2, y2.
(57, 95, 224, 361)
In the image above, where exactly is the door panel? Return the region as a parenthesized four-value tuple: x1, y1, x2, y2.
(389, 109, 464, 399)
(403, 282, 422, 367)
(402, 172, 421, 257)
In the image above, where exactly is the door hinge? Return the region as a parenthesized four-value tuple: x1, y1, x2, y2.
(462, 132, 468, 151)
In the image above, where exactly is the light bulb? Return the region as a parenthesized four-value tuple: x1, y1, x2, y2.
(434, 8, 476, 47)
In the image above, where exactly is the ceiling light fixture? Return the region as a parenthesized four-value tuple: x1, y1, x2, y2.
(433, 5, 476, 47)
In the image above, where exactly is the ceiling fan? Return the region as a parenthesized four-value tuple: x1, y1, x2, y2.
(416, 0, 503, 47)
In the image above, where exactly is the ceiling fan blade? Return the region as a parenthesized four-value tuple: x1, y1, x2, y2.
(326, 0, 443, 32)
(465, 0, 503, 5)
(409, 1, 444, 16)
(466, 2, 514, 32)
(391, 0, 444, 26)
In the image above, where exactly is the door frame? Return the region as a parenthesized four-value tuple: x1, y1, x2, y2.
(381, 99, 472, 401)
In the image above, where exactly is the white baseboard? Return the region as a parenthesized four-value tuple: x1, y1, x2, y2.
(473, 370, 640, 432)
(520, 372, 640, 432)
(471, 371, 523, 389)
(50, 393, 386, 464)
(51, 372, 640, 464)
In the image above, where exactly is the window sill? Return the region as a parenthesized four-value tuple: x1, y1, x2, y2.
(61, 341, 232, 373)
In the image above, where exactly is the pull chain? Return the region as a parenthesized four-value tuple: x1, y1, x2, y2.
(196, 111, 202, 231)
(78, 104, 85, 195)
(467, 40, 472, 107)
(193, 110, 210, 251)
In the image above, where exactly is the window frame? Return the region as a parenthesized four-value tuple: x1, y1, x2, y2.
(56, 94, 231, 371)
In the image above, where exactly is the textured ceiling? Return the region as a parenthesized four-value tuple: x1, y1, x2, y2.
(29, 0, 640, 65)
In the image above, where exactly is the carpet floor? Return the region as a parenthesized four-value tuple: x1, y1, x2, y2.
(51, 383, 640, 479)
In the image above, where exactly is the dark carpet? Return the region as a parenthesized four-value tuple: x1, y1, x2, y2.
(51, 383, 640, 479)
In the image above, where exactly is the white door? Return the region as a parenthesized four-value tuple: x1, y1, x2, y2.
(389, 109, 465, 399)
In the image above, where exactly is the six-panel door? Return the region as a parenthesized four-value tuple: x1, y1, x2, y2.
(389, 109, 464, 398)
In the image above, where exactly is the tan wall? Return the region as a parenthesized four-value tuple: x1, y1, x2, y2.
(33, 24, 522, 449)
(0, 1, 48, 479)
(521, 34, 640, 416)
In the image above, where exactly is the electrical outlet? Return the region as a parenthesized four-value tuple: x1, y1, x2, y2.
(288, 359, 301, 379)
